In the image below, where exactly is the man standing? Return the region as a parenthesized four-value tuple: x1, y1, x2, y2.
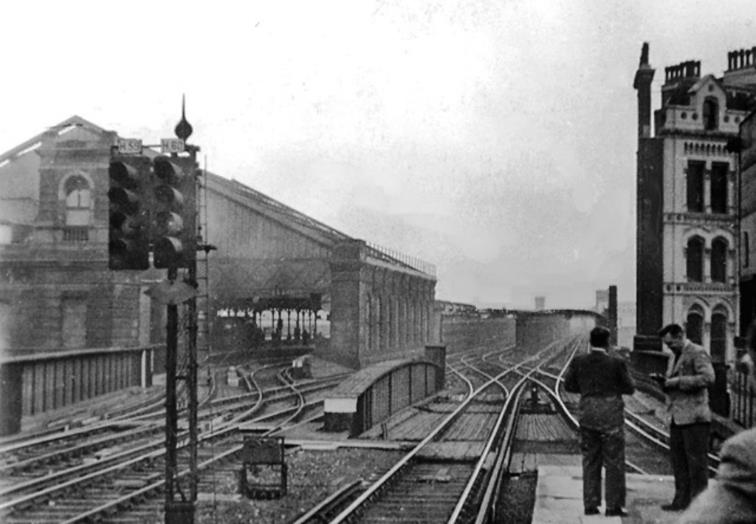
(654, 323, 715, 512)
(677, 320, 756, 522)
(564, 326, 635, 517)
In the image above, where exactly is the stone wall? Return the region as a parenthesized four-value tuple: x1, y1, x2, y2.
(441, 317, 516, 352)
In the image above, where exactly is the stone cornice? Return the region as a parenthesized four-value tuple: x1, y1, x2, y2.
(664, 281, 738, 295)
(663, 212, 736, 228)
(658, 128, 737, 140)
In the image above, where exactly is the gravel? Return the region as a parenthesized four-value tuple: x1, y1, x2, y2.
(195, 446, 404, 523)
(494, 471, 538, 524)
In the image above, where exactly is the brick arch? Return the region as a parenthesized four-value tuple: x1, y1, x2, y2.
(682, 228, 710, 245)
(57, 170, 94, 200)
(711, 301, 734, 320)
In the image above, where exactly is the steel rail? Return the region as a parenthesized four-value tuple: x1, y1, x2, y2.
(60, 370, 337, 523)
(447, 369, 537, 523)
(534, 370, 649, 475)
(550, 348, 721, 475)
(0, 373, 340, 511)
(328, 365, 476, 523)
(471, 381, 529, 524)
(330, 342, 559, 524)
(290, 480, 364, 524)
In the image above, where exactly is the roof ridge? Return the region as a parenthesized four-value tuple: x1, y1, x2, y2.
(0, 115, 112, 163)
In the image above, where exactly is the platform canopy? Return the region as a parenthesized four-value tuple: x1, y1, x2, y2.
(220, 293, 323, 313)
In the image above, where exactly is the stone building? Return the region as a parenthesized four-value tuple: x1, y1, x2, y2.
(633, 44, 756, 363)
(0, 116, 160, 352)
(739, 94, 756, 334)
(0, 115, 438, 367)
(0, 115, 438, 434)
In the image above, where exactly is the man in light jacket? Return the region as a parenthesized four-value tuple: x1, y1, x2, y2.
(677, 321, 756, 523)
(653, 323, 715, 512)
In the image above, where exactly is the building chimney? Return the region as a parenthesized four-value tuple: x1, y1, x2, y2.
(633, 42, 655, 140)
(608, 285, 618, 346)
(535, 296, 545, 311)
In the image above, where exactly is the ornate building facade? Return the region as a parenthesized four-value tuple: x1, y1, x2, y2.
(634, 44, 756, 363)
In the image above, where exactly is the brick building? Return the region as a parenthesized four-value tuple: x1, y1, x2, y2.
(739, 101, 756, 333)
(0, 115, 438, 366)
(0, 116, 161, 353)
(633, 44, 756, 363)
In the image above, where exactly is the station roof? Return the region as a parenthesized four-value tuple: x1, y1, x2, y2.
(0, 115, 435, 278)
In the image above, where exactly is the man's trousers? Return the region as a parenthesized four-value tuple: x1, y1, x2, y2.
(669, 421, 710, 507)
(580, 425, 626, 510)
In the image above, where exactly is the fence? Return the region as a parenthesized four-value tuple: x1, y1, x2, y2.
(731, 362, 756, 429)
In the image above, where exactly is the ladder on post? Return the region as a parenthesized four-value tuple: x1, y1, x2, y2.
(196, 159, 213, 364)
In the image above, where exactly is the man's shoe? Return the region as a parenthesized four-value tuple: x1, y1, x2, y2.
(605, 508, 629, 517)
(661, 503, 686, 511)
(584, 507, 599, 515)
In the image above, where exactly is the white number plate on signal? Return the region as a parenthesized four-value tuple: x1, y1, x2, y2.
(161, 139, 185, 153)
(117, 138, 143, 154)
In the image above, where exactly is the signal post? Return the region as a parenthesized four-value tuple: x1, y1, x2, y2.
(107, 110, 201, 523)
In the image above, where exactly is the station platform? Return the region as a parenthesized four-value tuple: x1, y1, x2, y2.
(532, 464, 679, 523)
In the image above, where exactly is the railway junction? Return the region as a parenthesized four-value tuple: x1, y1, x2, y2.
(0, 112, 754, 523)
(0, 311, 752, 523)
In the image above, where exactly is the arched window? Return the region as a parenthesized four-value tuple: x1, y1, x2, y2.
(710, 307, 728, 362)
(686, 236, 704, 282)
(686, 307, 704, 345)
(711, 237, 728, 283)
(703, 97, 719, 131)
(63, 175, 91, 242)
(64, 176, 91, 226)
(710, 162, 728, 214)
(686, 161, 705, 212)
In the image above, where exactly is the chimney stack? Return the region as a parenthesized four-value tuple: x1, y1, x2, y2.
(633, 42, 655, 140)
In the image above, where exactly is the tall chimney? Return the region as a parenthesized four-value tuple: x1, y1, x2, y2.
(608, 285, 618, 346)
(633, 42, 655, 139)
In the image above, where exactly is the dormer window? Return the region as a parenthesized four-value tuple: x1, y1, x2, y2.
(703, 97, 719, 130)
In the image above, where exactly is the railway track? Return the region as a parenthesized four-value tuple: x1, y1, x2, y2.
(0, 361, 343, 523)
(543, 348, 722, 476)
(313, 337, 575, 524)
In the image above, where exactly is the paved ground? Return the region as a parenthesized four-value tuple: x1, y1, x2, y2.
(533, 464, 681, 523)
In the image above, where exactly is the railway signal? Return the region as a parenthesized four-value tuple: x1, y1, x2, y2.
(152, 155, 198, 268)
(108, 155, 152, 270)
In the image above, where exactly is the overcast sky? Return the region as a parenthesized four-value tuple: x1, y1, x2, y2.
(2, 1, 755, 309)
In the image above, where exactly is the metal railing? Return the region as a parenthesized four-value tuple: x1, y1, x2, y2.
(62, 226, 89, 242)
(731, 362, 756, 429)
(365, 241, 436, 277)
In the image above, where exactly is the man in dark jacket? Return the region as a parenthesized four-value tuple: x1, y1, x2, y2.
(654, 323, 715, 512)
(564, 326, 635, 517)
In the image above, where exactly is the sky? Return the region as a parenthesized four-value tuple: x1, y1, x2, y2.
(1, 0, 755, 309)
